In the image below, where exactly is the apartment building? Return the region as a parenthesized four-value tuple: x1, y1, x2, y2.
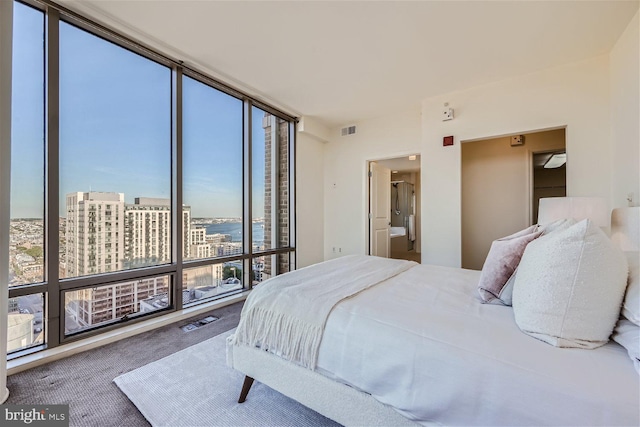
(65, 192, 125, 278)
(64, 194, 189, 329)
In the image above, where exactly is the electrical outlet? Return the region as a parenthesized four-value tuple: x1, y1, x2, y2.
(332, 247, 336, 253)
(627, 192, 635, 206)
(338, 248, 342, 253)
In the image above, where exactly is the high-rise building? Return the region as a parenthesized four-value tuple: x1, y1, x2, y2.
(190, 227, 210, 259)
(124, 198, 172, 268)
(65, 276, 168, 329)
(65, 192, 125, 278)
(262, 113, 290, 279)
(64, 193, 191, 330)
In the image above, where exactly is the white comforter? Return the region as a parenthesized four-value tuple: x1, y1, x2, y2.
(232, 255, 416, 369)
(317, 264, 639, 426)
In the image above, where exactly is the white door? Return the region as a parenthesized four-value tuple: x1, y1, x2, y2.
(369, 162, 391, 257)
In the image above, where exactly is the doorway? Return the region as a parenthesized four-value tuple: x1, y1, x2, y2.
(461, 128, 565, 270)
(531, 150, 567, 224)
(367, 155, 421, 263)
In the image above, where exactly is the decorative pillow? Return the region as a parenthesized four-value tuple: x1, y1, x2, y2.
(621, 251, 639, 326)
(538, 218, 577, 235)
(497, 219, 578, 304)
(512, 219, 628, 349)
(612, 318, 640, 374)
(477, 225, 542, 305)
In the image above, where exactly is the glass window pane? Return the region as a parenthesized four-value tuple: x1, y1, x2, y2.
(252, 254, 273, 286)
(8, 293, 45, 354)
(59, 22, 171, 279)
(278, 252, 292, 275)
(251, 253, 292, 287)
(182, 77, 243, 261)
(252, 108, 290, 251)
(64, 275, 170, 335)
(10, 3, 45, 287)
(183, 263, 242, 305)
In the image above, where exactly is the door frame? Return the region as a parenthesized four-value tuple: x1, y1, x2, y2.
(365, 154, 421, 256)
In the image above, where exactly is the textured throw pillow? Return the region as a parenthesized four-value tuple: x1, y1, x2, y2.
(538, 218, 577, 236)
(499, 219, 578, 304)
(612, 318, 640, 374)
(512, 219, 629, 349)
(477, 225, 542, 305)
(621, 251, 639, 326)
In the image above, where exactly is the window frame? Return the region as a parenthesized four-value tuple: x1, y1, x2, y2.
(8, 0, 296, 357)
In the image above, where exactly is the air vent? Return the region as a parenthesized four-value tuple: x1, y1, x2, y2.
(341, 125, 356, 136)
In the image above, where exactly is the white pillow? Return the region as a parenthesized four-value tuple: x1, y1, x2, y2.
(538, 218, 577, 235)
(621, 251, 639, 325)
(512, 219, 628, 349)
(501, 219, 578, 304)
(612, 318, 640, 374)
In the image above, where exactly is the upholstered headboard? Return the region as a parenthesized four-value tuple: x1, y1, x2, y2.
(611, 207, 640, 252)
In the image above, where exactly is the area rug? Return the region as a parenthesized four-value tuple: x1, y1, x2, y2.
(114, 329, 340, 427)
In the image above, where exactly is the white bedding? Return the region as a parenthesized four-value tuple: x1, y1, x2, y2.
(317, 264, 640, 426)
(232, 255, 416, 368)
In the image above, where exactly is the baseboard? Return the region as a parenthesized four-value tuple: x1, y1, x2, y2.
(7, 291, 248, 375)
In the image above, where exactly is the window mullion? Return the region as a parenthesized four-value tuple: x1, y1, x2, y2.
(243, 101, 252, 289)
(172, 66, 183, 310)
(45, 5, 60, 349)
(289, 121, 296, 271)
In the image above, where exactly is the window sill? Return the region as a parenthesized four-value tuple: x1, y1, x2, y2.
(7, 290, 249, 375)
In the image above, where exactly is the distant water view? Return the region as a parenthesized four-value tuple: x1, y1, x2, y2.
(204, 221, 264, 243)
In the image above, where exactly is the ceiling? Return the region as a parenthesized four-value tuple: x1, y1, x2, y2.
(57, 0, 639, 128)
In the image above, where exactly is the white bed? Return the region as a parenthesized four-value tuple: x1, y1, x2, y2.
(228, 207, 640, 426)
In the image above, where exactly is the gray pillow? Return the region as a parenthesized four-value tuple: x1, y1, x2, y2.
(477, 225, 542, 305)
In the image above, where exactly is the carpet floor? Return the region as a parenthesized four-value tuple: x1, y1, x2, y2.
(6, 302, 244, 426)
(115, 329, 340, 427)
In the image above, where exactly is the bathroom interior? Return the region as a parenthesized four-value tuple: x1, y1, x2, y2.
(378, 155, 421, 263)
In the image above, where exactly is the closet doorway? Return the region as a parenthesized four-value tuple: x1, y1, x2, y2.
(368, 155, 421, 263)
(461, 128, 566, 270)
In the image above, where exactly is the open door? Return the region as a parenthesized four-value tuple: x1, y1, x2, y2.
(369, 162, 391, 257)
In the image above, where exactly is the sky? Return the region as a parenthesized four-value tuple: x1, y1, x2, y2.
(10, 1, 267, 220)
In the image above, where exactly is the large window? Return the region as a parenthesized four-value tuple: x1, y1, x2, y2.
(7, 0, 295, 357)
(8, 1, 45, 354)
(252, 107, 292, 285)
(59, 22, 172, 278)
(10, 2, 44, 288)
(182, 76, 243, 262)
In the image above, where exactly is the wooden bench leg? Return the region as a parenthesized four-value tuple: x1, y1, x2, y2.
(238, 375, 255, 403)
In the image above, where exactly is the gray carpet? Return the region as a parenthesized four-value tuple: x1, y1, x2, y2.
(115, 329, 340, 427)
(6, 302, 244, 426)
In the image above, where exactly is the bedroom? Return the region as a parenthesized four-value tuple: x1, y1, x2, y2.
(1, 0, 639, 426)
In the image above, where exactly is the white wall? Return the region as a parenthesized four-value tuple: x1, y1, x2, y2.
(296, 132, 325, 268)
(610, 10, 640, 208)
(422, 56, 612, 267)
(0, 0, 12, 404)
(324, 107, 421, 260)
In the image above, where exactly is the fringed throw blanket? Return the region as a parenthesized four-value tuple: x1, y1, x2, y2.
(230, 255, 417, 369)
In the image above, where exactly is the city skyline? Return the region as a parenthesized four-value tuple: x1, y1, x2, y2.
(10, 2, 267, 220)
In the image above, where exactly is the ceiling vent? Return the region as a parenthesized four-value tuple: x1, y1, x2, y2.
(341, 125, 356, 136)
